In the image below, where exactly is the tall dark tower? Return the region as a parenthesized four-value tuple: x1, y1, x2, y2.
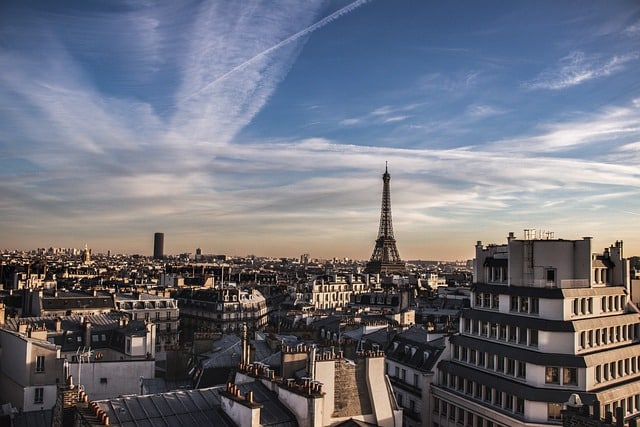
(365, 164, 405, 275)
(153, 232, 164, 260)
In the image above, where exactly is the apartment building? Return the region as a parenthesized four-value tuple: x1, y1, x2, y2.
(175, 286, 268, 338)
(294, 273, 370, 311)
(386, 326, 447, 427)
(0, 327, 63, 413)
(114, 292, 180, 351)
(2, 314, 156, 402)
(431, 232, 638, 426)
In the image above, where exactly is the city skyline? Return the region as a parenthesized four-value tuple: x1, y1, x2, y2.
(1, 1, 640, 260)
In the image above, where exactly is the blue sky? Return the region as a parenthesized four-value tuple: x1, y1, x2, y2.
(1, 0, 640, 260)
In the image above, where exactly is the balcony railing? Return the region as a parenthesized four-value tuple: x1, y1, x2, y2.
(526, 279, 589, 289)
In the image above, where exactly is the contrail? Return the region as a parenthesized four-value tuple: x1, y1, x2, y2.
(183, 0, 372, 102)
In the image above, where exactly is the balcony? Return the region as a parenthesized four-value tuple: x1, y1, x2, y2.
(526, 279, 589, 289)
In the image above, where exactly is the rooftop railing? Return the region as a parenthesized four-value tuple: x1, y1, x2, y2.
(525, 279, 590, 289)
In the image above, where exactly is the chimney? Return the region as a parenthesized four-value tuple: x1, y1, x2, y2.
(55, 317, 62, 333)
(83, 320, 92, 348)
(18, 321, 28, 334)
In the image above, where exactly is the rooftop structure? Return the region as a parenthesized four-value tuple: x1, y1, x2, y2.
(2, 313, 156, 402)
(431, 232, 638, 426)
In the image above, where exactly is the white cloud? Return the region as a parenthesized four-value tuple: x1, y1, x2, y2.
(483, 100, 640, 153)
(340, 118, 362, 126)
(523, 51, 638, 90)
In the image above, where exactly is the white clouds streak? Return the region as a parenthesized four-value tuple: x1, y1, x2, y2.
(486, 100, 640, 154)
(524, 51, 638, 90)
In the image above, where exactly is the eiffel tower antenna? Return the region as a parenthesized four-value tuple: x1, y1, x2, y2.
(365, 164, 405, 275)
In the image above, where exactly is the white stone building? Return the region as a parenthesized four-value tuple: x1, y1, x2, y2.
(1, 314, 156, 403)
(294, 273, 370, 311)
(430, 232, 639, 426)
(114, 292, 180, 352)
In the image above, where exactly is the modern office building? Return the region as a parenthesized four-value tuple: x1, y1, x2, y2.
(431, 231, 638, 426)
(153, 232, 164, 260)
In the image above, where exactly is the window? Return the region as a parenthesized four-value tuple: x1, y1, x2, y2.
(507, 359, 516, 375)
(499, 324, 507, 340)
(510, 296, 518, 311)
(517, 361, 526, 379)
(530, 297, 539, 314)
(529, 329, 538, 347)
(545, 367, 560, 384)
(487, 353, 495, 370)
(484, 387, 493, 402)
(548, 403, 563, 420)
(546, 269, 556, 284)
(505, 394, 513, 410)
(100, 377, 108, 384)
(596, 365, 602, 383)
(490, 323, 497, 338)
(563, 367, 577, 385)
(36, 356, 45, 373)
(492, 294, 499, 309)
(126, 338, 131, 353)
(520, 297, 528, 313)
(34, 387, 44, 404)
(518, 327, 527, 345)
(508, 326, 517, 342)
(478, 351, 485, 367)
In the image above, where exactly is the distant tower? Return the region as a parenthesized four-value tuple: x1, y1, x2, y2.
(153, 233, 164, 260)
(81, 244, 91, 264)
(365, 164, 405, 275)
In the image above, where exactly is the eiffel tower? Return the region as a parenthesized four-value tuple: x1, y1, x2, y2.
(365, 163, 406, 275)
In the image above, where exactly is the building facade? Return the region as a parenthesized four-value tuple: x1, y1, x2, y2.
(2, 314, 156, 402)
(294, 273, 370, 311)
(431, 232, 638, 426)
(385, 326, 446, 427)
(0, 327, 63, 413)
(114, 292, 180, 351)
(175, 286, 268, 337)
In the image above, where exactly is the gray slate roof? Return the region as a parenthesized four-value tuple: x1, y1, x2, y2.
(93, 387, 235, 427)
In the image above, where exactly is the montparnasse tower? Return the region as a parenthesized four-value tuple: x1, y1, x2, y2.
(365, 163, 406, 275)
